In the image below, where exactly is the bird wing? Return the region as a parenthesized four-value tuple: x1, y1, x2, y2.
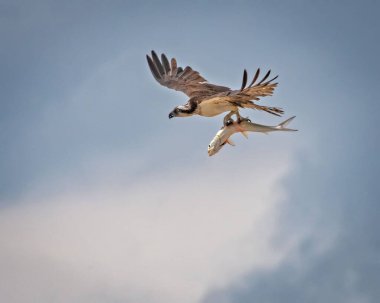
(146, 51, 230, 98)
(205, 69, 278, 103)
(199, 69, 283, 116)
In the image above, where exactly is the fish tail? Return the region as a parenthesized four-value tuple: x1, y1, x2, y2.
(275, 116, 298, 131)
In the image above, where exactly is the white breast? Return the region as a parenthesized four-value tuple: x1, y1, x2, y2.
(197, 102, 237, 117)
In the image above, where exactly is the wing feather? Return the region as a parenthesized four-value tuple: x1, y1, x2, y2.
(240, 69, 248, 91)
(208, 69, 279, 102)
(248, 68, 260, 87)
(176, 67, 183, 75)
(161, 54, 171, 74)
(146, 55, 162, 80)
(257, 70, 271, 85)
(147, 51, 230, 98)
(170, 58, 177, 75)
(178, 66, 193, 79)
(151, 51, 165, 76)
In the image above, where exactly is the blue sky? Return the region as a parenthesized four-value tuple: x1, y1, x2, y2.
(1, 1, 379, 302)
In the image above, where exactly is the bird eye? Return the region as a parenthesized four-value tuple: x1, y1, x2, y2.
(208, 144, 211, 148)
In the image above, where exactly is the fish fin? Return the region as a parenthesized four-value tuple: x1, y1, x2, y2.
(227, 138, 235, 146)
(241, 131, 249, 139)
(276, 116, 298, 131)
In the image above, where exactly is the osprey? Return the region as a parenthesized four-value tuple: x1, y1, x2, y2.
(146, 51, 284, 125)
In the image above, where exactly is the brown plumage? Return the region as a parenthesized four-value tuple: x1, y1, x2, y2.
(146, 51, 284, 121)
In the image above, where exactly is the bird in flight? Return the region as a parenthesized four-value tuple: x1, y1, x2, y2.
(146, 51, 284, 125)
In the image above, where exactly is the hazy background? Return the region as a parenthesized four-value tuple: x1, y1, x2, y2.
(1, 1, 379, 302)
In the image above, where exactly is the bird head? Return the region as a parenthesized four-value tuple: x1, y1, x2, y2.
(168, 106, 190, 119)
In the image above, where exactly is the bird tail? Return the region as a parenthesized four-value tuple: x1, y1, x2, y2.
(244, 102, 284, 117)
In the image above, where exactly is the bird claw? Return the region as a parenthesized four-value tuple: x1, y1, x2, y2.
(222, 119, 234, 128)
(237, 116, 251, 123)
(226, 119, 234, 126)
(223, 111, 250, 126)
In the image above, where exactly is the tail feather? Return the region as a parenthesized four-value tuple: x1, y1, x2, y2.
(244, 102, 284, 117)
(275, 116, 298, 131)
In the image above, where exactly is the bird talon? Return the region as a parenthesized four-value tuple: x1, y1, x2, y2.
(222, 119, 234, 127)
(237, 116, 250, 124)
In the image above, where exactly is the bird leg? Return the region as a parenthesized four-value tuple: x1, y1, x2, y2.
(234, 111, 250, 123)
(223, 110, 250, 126)
(223, 111, 235, 126)
(235, 111, 243, 122)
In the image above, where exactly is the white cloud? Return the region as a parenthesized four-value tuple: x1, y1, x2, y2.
(0, 148, 299, 303)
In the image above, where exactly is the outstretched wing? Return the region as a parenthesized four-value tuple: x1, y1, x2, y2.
(201, 69, 283, 116)
(212, 69, 278, 102)
(146, 51, 230, 98)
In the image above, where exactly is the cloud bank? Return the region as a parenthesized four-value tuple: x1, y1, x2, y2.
(0, 149, 299, 303)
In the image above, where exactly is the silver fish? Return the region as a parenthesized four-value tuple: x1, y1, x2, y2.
(208, 116, 297, 156)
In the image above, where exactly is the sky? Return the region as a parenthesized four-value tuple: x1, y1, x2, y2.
(0, 0, 379, 302)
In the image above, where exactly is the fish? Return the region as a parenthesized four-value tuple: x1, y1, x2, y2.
(208, 116, 297, 156)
